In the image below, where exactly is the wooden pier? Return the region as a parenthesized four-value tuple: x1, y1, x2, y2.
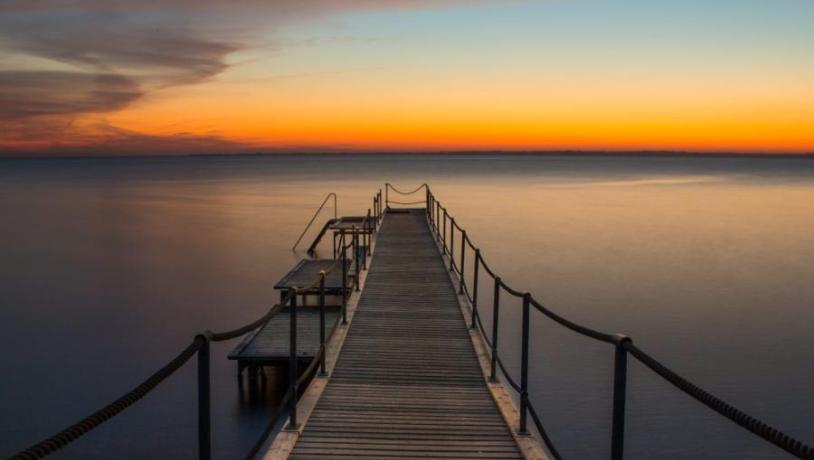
(270, 208, 537, 459)
(12, 186, 810, 460)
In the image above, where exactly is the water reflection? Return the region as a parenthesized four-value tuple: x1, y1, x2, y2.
(0, 154, 812, 459)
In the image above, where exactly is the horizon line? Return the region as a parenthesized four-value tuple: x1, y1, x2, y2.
(2, 149, 814, 161)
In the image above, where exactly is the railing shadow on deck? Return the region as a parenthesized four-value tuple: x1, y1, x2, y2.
(384, 182, 813, 460)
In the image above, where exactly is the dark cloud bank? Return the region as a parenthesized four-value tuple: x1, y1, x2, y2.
(0, 1, 475, 156)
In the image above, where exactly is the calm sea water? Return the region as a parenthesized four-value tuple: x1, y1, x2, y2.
(1, 154, 812, 459)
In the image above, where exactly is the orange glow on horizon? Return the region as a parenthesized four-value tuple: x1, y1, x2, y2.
(3, 2, 814, 156)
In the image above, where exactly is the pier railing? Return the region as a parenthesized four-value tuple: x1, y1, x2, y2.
(392, 183, 813, 460)
(8, 190, 384, 460)
(292, 192, 337, 252)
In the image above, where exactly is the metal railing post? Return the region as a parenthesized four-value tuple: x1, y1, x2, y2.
(196, 334, 211, 460)
(449, 219, 456, 272)
(385, 184, 389, 208)
(436, 201, 441, 241)
(362, 212, 368, 253)
(471, 249, 480, 329)
(428, 195, 434, 226)
(363, 211, 370, 270)
(519, 293, 531, 435)
(433, 197, 438, 232)
(319, 272, 327, 376)
(611, 334, 631, 460)
(459, 230, 466, 293)
(341, 236, 348, 325)
(442, 209, 447, 253)
(430, 198, 434, 229)
(490, 277, 501, 382)
(286, 289, 299, 431)
(353, 227, 360, 292)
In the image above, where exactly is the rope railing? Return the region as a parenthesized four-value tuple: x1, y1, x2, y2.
(8, 192, 381, 460)
(528, 297, 617, 344)
(625, 342, 813, 460)
(424, 186, 813, 460)
(384, 182, 428, 208)
(386, 182, 428, 195)
(386, 199, 426, 205)
(9, 337, 204, 460)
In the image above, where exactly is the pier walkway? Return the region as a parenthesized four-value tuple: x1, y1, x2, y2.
(287, 209, 523, 459)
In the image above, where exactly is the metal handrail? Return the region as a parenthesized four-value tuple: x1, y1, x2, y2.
(426, 187, 813, 460)
(292, 192, 337, 251)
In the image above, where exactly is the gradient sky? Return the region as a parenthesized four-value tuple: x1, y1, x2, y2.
(1, 0, 813, 156)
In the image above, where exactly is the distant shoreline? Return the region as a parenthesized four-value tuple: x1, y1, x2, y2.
(1, 150, 813, 161)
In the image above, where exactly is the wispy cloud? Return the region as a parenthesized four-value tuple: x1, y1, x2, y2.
(0, 0, 488, 155)
(0, 71, 140, 119)
(1, 120, 251, 157)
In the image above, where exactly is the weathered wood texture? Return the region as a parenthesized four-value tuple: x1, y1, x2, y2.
(229, 307, 341, 362)
(289, 209, 522, 459)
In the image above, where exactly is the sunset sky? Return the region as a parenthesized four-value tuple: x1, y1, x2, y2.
(1, 0, 813, 156)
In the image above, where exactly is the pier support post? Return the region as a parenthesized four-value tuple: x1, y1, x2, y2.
(363, 211, 371, 270)
(471, 249, 480, 329)
(436, 201, 441, 242)
(353, 227, 360, 292)
(196, 333, 211, 460)
(285, 289, 300, 431)
(433, 197, 438, 233)
(519, 293, 531, 435)
(490, 277, 501, 382)
(341, 236, 348, 325)
(319, 272, 327, 377)
(459, 230, 466, 293)
(449, 219, 455, 272)
(611, 334, 631, 460)
(442, 209, 447, 254)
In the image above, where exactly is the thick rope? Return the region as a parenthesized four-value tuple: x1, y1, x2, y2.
(387, 199, 426, 205)
(626, 342, 814, 460)
(211, 300, 288, 342)
(387, 183, 427, 195)
(9, 337, 204, 460)
(529, 297, 617, 344)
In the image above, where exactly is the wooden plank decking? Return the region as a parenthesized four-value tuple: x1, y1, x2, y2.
(288, 209, 523, 459)
(229, 307, 341, 364)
